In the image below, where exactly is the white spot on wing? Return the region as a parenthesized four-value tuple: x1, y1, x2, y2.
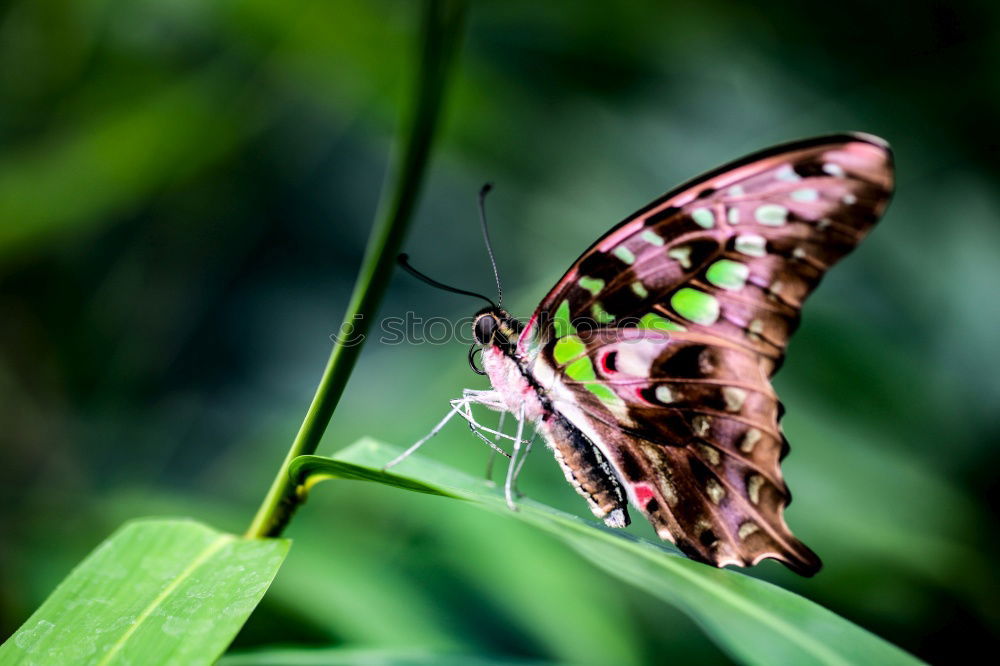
(741, 428, 762, 453)
(722, 386, 748, 412)
(615, 340, 658, 377)
(668, 245, 692, 268)
(747, 474, 765, 504)
(738, 522, 760, 539)
(706, 478, 726, 504)
(735, 234, 767, 257)
(775, 164, 800, 182)
(697, 443, 720, 466)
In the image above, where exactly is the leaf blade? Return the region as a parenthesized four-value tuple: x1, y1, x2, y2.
(323, 439, 924, 666)
(0, 519, 289, 666)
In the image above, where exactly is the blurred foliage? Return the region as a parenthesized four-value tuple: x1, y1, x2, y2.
(1, 0, 998, 664)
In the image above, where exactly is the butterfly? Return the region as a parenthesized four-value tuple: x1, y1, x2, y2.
(394, 133, 894, 575)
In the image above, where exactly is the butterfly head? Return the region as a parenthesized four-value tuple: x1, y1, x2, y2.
(472, 307, 521, 349)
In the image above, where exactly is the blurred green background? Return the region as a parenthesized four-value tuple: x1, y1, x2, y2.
(2, 1, 999, 663)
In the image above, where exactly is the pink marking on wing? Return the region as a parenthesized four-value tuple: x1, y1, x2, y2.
(600, 350, 617, 374)
(633, 482, 656, 507)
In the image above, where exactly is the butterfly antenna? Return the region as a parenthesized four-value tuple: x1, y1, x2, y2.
(478, 183, 503, 307)
(397, 254, 496, 307)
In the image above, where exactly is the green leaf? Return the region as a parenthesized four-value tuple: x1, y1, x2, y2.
(290, 455, 456, 498)
(220, 646, 550, 665)
(0, 519, 289, 666)
(301, 439, 925, 666)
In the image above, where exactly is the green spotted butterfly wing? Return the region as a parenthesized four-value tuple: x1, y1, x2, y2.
(517, 133, 894, 574)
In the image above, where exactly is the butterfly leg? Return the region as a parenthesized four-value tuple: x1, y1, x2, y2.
(460, 388, 508, 411)
(461, 411, 514, 458)
(510, 429, 538, 499)
(483, 410, 506, 485)
(452, 393, 524, 449)
(383, 399, 468, 469)
(503, 404, 527, 511)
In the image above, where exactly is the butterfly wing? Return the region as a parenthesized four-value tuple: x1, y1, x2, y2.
(518, 133, 894, 573)
(517, 133, 894, 375)
(534, 327, 820, 573)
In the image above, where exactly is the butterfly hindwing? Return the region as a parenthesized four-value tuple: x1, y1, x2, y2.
(536, 327, 820, 574)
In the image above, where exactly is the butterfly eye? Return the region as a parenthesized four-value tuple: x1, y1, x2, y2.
(474, 315, 498, 344)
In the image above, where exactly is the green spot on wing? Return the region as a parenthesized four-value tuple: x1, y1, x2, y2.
(638, 312, 685, 332)
(791, 188, 818, 202)
(554, 299, 575, 338)
(755, 204, 788, 226)
(613, 246, 636, 264)
(553, 335, 586, 365)
(671, 288, 720, 325)
(641, 230, 665, 246)
(585, 381, 623, 406)
(691, 207, 716, 228)
(706, 259, 750, 291)
(566, 356, 597, 381)
(579, 276, 605, 296)
(631, 281, 649, 298)
(592, 302, 615, 323)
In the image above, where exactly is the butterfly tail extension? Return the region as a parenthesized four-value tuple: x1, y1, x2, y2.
(771, 533, 822, 578)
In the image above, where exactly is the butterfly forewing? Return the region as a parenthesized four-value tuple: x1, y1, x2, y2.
(517, 133, 893, 574)
(519, 134, 893, 370)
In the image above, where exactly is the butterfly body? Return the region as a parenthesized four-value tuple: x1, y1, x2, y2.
(451, 134, 893, 576)
(476, 308, 633, 528)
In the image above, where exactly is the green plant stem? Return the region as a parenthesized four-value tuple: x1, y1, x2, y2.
(245, 0, 466, 539)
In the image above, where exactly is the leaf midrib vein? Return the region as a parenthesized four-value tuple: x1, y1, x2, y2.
(96, 533, 233, 666)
